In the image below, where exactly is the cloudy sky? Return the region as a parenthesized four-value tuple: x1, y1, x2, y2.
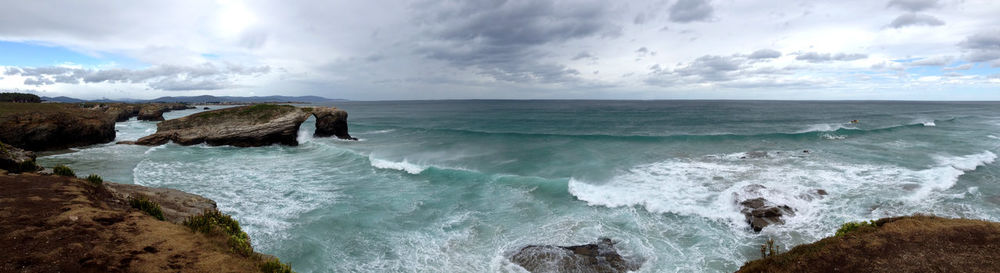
(1, 0, 999, 100)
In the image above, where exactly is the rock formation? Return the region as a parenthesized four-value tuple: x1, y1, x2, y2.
(735, 184, 797, 232)
(310, 106, 357, 140)
(103, 182, 218, 224)
(740, 197, 794, 232)
(0, 104, 116, 151)
(0, 141, 41, 173)
(128, 105, 357, 147)
(133, 104, 311, 147)
(136, 103, 191, 121)
(510, 238, 642, 273)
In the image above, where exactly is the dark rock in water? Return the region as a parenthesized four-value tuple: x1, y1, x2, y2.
(815, 189, 827, 196)
(310, 107, 357, 140)
(203, 107, 210, 110)
(510, 238, 642, 273)
(0, 142, 41, 173)
(740, 197, 795, 232)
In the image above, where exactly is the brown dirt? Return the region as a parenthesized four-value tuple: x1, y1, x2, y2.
(0, 173, 261, 273)
(736, 215, 1000, 273)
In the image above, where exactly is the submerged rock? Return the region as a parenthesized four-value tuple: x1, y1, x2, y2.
(0, 141, 41, 173)
(510, 238, 642, 273)
(310, 106, 357, 140)
(740, 198, 794, 232)
(134, 104, 311, 147)
(735, 184, 797, 232)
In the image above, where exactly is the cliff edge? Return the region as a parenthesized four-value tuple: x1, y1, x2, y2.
(736, 215, 1000, 273)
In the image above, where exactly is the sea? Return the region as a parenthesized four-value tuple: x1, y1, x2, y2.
(37, 100, 1000, 272)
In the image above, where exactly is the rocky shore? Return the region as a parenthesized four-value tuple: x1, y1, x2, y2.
(0, 102, 116, 151)
(0, 170, 292, 273)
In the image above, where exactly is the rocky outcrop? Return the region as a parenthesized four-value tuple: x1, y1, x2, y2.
(740, 197, 794, 232)
(133, 104, 311, 147)
(737, 215, 1000, 273)
(510, 238, 642, 273)
(0, 141, 41, 173)
(103, 104, 140, 122)
(309, 106, 357, 140)
(735, 184, 799, 232)
(103, 182, 217, 224)
(0, 104, 116, 151)
(0, 172, 284, 273)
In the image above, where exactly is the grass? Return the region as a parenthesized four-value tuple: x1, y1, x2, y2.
(188, 104, 295, 123)
(0, 102, 70, 116)
(184, 210, 254, 256)
(260, 258, 294, 273)
(835, 220, 878, 237)
(85, 174, 103, 186)
(128, 195, 166, 221)
(52, 165, 75, 177)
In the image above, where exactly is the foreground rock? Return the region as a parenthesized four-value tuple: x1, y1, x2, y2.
(0, 172, 271, 273)
(740, 197, 794, 232)
(510, 238, 642, 273)
(103, 182, 217, 224)
(130, 104, 355, 147)
(0, 103, 115, 151)
(0, 141, 41, 173)
(737, 215, 1000, 273)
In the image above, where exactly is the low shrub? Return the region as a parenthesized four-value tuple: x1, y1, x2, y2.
(128, 195, 165, 221)
(835, 220, 877, 237)
(184, 210, 256, 257)
(85, 174, 103, 186)
(53, 165, 75, 177)
(260, 258, 295, 273)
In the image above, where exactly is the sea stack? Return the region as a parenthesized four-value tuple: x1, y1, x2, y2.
(310, 106, 357, 140)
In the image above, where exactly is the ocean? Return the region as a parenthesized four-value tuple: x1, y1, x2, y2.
(38, 100, 1000, 272)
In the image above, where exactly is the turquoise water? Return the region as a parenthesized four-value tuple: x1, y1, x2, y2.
(39, 100, 1000, 272)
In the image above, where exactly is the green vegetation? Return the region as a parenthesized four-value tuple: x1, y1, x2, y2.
(85, 174, 103, 186)
(0, 92, 41, 103)
(184, 210, 253, 256)
(187, 104, 296, 123)
(835, 220, 878, 237)
(52, 165, 75, 177)
(260, 258, 295, 273)
(128, 195, 166, 221)
(0, 102, 71, 116)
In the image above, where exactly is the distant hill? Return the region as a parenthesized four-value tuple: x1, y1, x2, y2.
(40, 96, 87, 103)
(41, 95, 346, 104)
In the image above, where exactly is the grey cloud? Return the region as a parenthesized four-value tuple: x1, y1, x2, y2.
(6, 63, 269, 90)
(960, 30, 1000, 63)
(887, 0, 939, 12)
(942, 63, 974, 71)
(571, 51, 595, 60)
(669, 0, 713, 23)
(908, 56, 953, 66)
(414, 0, 619, 84)
(888, 13, 944, 28)
(795, 52, 868, 63)
(748, 49, 782, 59)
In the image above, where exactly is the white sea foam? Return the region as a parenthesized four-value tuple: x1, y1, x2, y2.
(820, 133, 846, 140)
(369, 156, 428, 174)
(568, 150, 997, 232)
(989, 135, 1000, 140)
(798, 123, 851, 133)
(360, 129, 396, 134)
(922, 121, 936, 127)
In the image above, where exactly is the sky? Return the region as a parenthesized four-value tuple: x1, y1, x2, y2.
(1, 0, 999, 100)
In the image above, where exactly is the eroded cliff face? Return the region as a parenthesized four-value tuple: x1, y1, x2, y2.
(133, 105, 312, 147)
(0, 104, 116, 151)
